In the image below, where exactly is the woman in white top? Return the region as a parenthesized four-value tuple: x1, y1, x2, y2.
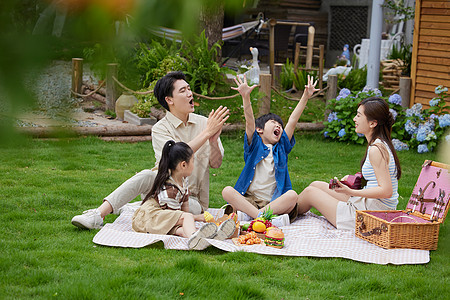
(296, 97, 402, 230)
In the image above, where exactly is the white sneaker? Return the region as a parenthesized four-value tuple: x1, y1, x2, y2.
(271, 214, 290, 228)
(237, 211, 252, 222)
(116, 201, 142, 215)
(188, 223, 218, 250)
(213, 219, 237, 241)
(71, 209, 103, 230)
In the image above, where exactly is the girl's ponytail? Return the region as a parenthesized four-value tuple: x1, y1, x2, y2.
(143, 140, 193, 203)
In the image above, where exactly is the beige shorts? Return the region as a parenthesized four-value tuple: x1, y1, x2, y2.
(245, 193, 299, 222)
(244, 194, 270, 209)
(336, 196, 392, 231)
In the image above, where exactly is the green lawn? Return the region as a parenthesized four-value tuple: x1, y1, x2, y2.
(1, 132, 449, 299)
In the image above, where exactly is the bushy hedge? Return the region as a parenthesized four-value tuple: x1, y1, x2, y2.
(323, 85, 450, 153)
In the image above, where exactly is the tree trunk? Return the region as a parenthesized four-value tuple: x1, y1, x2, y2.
(199, 0, 224, 61)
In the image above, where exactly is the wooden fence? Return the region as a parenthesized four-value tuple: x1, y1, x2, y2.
(410, 0, 450, 107)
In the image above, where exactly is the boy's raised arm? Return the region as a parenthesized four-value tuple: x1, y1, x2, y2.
(284, 75, 319, 140)
(232, 75, 258, 143)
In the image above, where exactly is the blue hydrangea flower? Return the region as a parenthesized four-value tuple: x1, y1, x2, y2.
(435, 85, 448, 95)
(357, 133, 364, 137)
(327, 112, 338, 122)
(371, 88, 382, 97)
(438, 114, 450, 127)
(416, 124, 431, 142)
(388, 94, 402, 105)
(392, 139, 409, 151)
(339, 88, 351, 98)
(418, 144, 430, 153)
(424, 120, 435, 130)
(361, 86, 371, 93)
(430, 114, 439, 120)
(429, 97, 441, 107)
(324, 131, 329, 138)
(405, 120, 418, 135)
(338, 128, 346, 137)
(357, 86, 382, 98)
(405, 103, 423, 119)
(389, 108, 397, 120)
(425, 131, 437, 141)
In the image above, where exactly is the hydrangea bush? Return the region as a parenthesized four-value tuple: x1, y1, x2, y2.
(323, 85, 450, 153)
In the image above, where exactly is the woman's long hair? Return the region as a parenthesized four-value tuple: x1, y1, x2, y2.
(143, 140, 193, 203)
(359, 97, 401, 179)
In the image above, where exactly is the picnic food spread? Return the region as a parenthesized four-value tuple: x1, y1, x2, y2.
(264, 228, 284, 248)
(241, 207, 276, 234)
(236, 231, 263, 245)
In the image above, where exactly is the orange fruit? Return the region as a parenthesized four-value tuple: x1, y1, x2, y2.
(252, 221, 267, 233)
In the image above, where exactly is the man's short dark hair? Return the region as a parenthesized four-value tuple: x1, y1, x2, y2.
(153, 71, 187, 111)
(255, 113, 284, 129)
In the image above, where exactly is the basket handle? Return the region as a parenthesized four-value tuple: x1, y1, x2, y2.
(390, 215, 419, 223)
(217, 204, 236, 219)
(356, 214, 388, 237)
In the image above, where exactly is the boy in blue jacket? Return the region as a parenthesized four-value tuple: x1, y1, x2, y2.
(222, 75, 318, 226)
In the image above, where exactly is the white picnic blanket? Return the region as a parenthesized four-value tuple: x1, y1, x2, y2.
(93, 208, 430, 265)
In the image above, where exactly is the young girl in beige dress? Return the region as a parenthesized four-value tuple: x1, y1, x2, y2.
(132, 140, 235, 250)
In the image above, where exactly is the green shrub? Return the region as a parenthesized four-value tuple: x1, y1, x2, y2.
(182, 30, 229, 95)
(134, 40, 187, 88)
(388, 43, 412, 76)
(323, 85, 450, 153)
(279, 59, 295, 90)
(279, 59, 318, 91)
(337, 67, 367, 92)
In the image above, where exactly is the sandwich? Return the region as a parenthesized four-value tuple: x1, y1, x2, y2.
(264, 228, 284, 248)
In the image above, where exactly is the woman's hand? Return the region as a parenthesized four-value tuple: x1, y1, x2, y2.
(332, 177, 353, 195)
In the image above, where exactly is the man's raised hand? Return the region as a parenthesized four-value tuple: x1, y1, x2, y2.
(206, 105, 229, 138)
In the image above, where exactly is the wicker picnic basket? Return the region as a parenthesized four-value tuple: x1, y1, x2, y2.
(355, 160, 450, 250)
(205, 204, 240, 238)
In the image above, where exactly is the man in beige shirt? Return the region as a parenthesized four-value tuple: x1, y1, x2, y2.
(71, 72, 229, 229)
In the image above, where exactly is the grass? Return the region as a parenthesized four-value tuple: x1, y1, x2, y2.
(1, 133, 449, 299)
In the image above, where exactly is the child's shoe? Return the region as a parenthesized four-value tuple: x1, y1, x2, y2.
(213, 219, 236, 241)
(188, 223, 217, 250)
(271, 214, 290, 228)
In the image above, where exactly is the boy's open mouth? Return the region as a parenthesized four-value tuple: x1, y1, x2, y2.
(274, 128, 281, 137)
(189, 99, 193, 105)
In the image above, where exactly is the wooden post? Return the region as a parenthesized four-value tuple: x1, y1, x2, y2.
(259, 73, 271, 116)
(274, 63, 284, 89)
(294, 43, 301, 73)
(106, 63, 119, 112)
(319, 45, 324, 90)
(292, 42, 301, 91)
(399, 77, 412, 108)
(305, 26, 315, 70)
(324, 75, 338, 121)
(269, 19, 277, 80)
(71, 58, 83, 96)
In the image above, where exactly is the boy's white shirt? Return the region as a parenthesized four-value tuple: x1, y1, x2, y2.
(247, 144, 276, 202)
